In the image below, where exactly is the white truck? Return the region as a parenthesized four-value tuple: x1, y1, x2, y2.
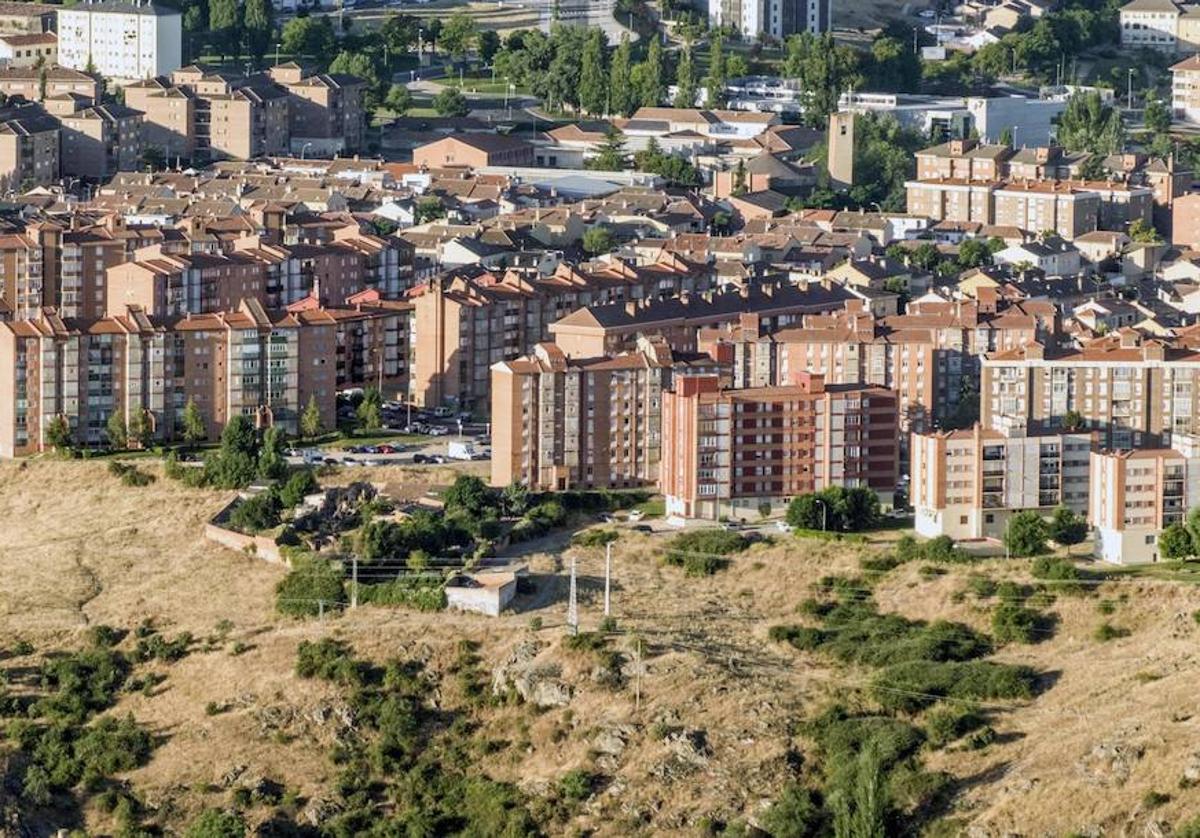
(447, 441, 477, 461)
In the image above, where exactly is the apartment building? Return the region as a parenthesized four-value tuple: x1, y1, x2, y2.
(49, 99, 143, 180)
(0, 230, 42, 319)
(0, 65, 102, 102)
(0, 297, 411, 456)
(268, 63, 364, 156)
(1172, 53, 1200, 121)
(548, 279, 860, 360)
(661, 373, 899, 520)
(106, 250, 267, 317)
(915, 139, 1012, 181)
(0, 32, 57, 68)
(708, 0, 831, 40)
(490, 337, 720, 491)
(981, 328, 1200, 449)
(1116, 0, 1200, 51)
(0, 102, 59, 191)
(53, 221, 129, 320)
(0, 3, 56, 35)
(126, 63, 364, 163)
(410, 256, 710, 410)
(58, 1, 183, 81)
(700, 295, 1055, 432)
(911, 424, 1094, 541)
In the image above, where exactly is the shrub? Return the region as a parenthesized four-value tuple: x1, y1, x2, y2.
(1093, 622, 1130, 642)
(279, 469, 319, 508)
(134, 631, 193, 663)
(666, 529, 749, 556)
(185, 808, 247, 838)
(991, 603, 1043, 644)
(1142, 790, 1171, 809)
(760, 783, 822, 838)
(572, 528, 619, 548)
(966, 575, 996, 598)
(295, 638, 365, 687)
(228, 491, 282, 534)
(769, 624, 825, 651)
(275, 554, 346, 618)
(1031, 556, 1083, 593)
(357, 579, 446, 612)
(923, 703, 985, 748)
(1003, 511, 1048, 558)
(871, 660, 1038, 713)
(557, 769, 594, 802)
(1159, 522, 1194, 561)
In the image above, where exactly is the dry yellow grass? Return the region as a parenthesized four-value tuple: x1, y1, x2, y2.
(4, 460, 1200, 834)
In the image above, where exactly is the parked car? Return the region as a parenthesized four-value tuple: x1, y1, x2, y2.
(470, 452, 490, 461)
(377, 444, 397, 454)
(775, 521, 794, 533)
(429, 454, 447, 464)
(628, 509, 645, 522)
(363, 458, 386, 467)
(361, 445, 380, 454)
(285, 447, 303, 457)
(432, 406, 453, 418)
(322, 457, 340, 466)
(631, 524, 653, 533)
(428, 426, 450, 436)
(412, 453, 430, 464)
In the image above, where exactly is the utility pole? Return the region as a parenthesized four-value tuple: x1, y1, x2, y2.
(318, 599, 325, 620)
(567, 554, 578, 635)
(634, 636, 642, 712)
(604, 542, 612, 617)
(351, 555, 359, 609)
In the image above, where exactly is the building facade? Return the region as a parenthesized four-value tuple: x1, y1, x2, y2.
(661, 373, 899, 520)
(58, 1, 183, 81)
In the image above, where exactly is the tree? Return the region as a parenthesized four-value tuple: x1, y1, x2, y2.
(204, 415, 259, 490)
(229, 490, 282, 534)
(582, 225, 616, 255)
(300, 394, 324, 440)
(674, 45, 697, 108)
(1159, 522, 1194, 561)
(579, 28, 608, 115)
(726, 52, 748, 80)
(479, 29, 501, 64)
(1004, 511, 1049, 558)
(106, 409, 127, 450)
(280, 469, 319, 507)
(415, 197, 445, 224)
(957, 238, 993, 269)
(381, 14, 418, 58)
(432, 87, 469, 117)
(609, 34, 634, 117)
(588, 126, 626, 171)
(329, 51, 380, 91)
(831, 743, 887, 838)
(242, 0, 273, 66)
(1062, 409, 1085, 432)
(258, 426, 287, 480)
(45, 415, 72, 453)
(186, 808, 246, 838)
(638, 36, 664, 107)
(1056, 91, 1124, 156)
(1144, 95, 1171, 135)
(704, 33, 726, 108)
(1048, 506, 1088, 553)
(500, 481, 530, 517)
(181, 398, 206, 446)
(357, 387, 383, 431)
(443, 474, 497, 517)
(783, 32, 862, 129)
(909, 241, 943, 272)
(439, 12, 477, 61)
(761, 783, 822, 838)
(280, 15, 335, 60)
(127, 409, 154, 450)
(1129, 218, 1163, 243)
(207, 0, 240, 60)
(385, 83, 413, 115)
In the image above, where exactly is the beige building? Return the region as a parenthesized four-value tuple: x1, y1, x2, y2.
(911, 424, 1094, 541)
(982, 328, 1200, 449)
(269, 63, 365, 156)
(0, 32, 56, 67)
(0, 65, 102, 102)
(490, 337, 720, 491)
(411, 257, 709, 411)
(50, 99, 143, 179)
(1120, 0, 1182, 50)
(0, 103, 60, 191)
(0, 3, 55, 34)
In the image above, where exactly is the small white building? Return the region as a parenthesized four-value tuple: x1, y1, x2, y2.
(58, 0, 182, 82)
(445, 571, 518, 617)
(994, 239, 1082, 276)
(0, 32, 57, 69)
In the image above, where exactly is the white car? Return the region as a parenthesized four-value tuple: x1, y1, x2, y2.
(775, 521, 794, 533)
(917, 9, 936, 18)
(628, 509, 645, 522)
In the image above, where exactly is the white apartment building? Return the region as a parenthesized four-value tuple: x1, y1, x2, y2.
(58, 0, 182, 81)
(1118, 0, 1200, 52)
(708, 0, 831, 41)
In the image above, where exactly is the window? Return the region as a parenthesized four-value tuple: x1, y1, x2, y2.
(960, 515, 968, 525)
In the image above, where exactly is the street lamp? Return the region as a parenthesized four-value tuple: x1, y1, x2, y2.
(1128, 68, 1135, 112)
(300, 141, 313, 160)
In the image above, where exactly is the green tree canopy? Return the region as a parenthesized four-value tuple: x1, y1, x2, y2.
(1004, 511, 1049, 558)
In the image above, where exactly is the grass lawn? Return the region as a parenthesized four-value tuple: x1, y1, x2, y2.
(1092, 559, 1200, 584)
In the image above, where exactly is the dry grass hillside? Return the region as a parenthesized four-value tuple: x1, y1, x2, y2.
(2, 459, 1200, 835)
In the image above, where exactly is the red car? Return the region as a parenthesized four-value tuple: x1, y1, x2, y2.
(377, 444, 397, 454)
